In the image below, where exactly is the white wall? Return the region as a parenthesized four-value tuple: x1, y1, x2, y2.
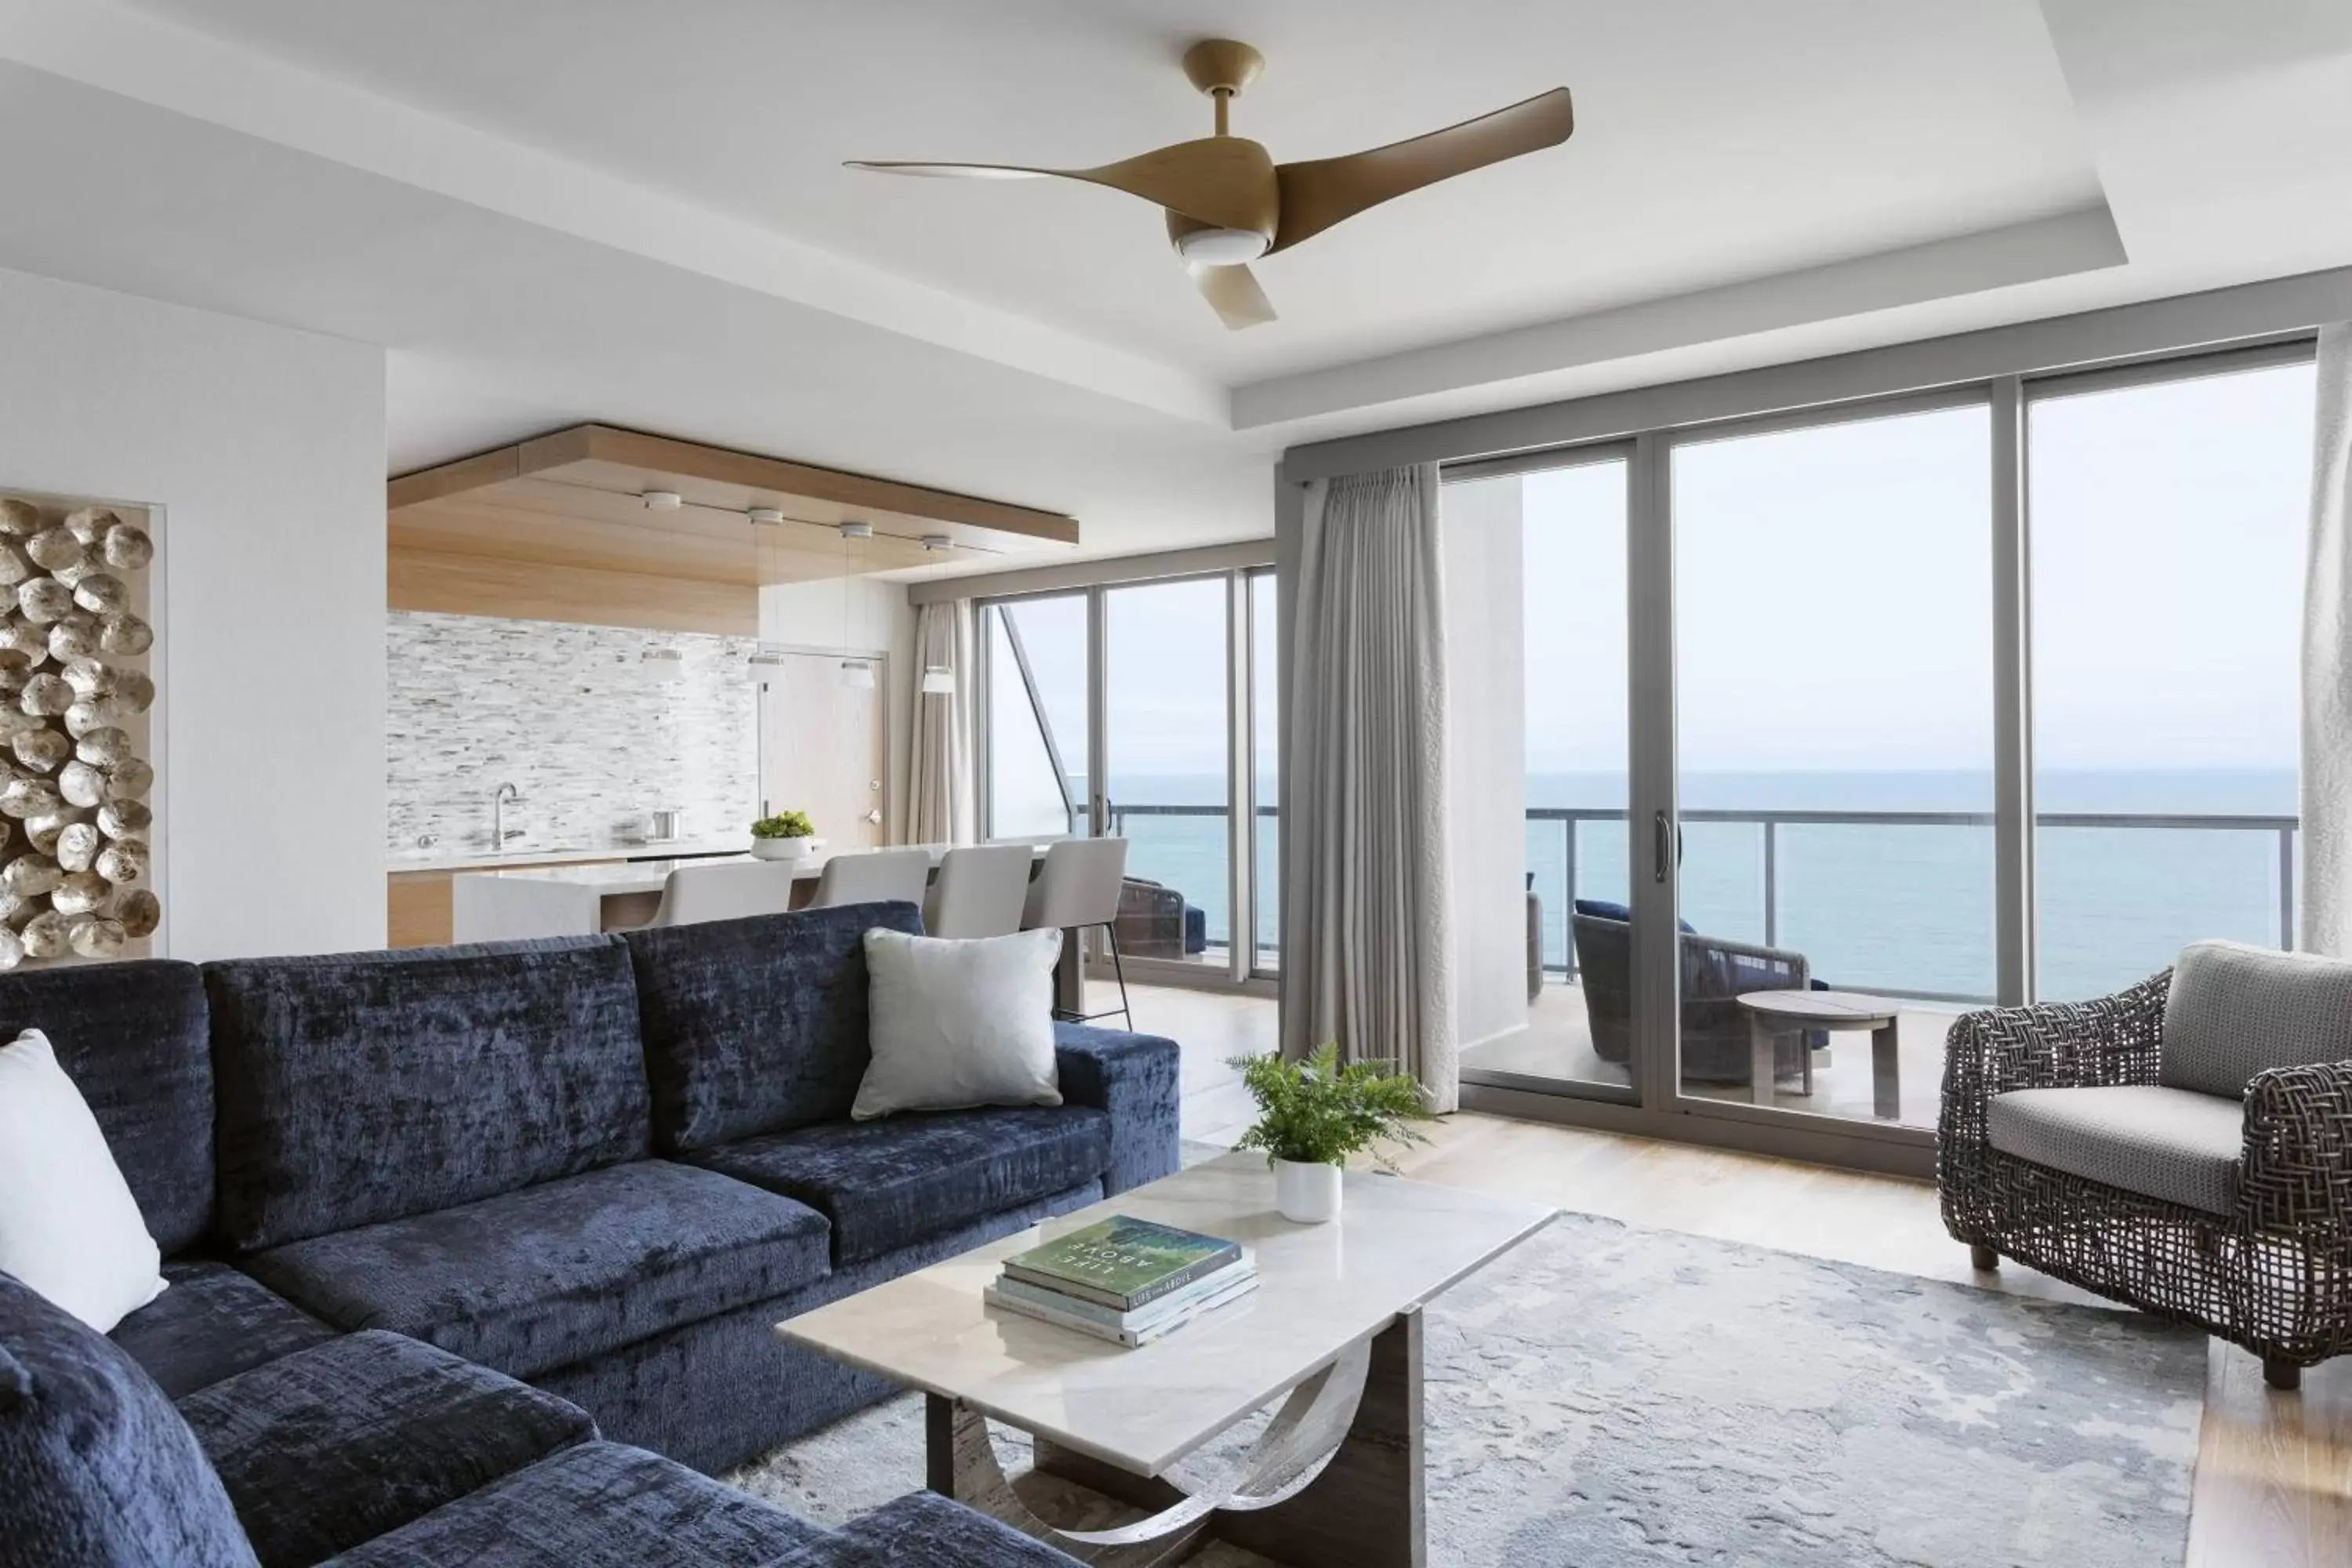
(0, 267, 386, 960)
(757, 575, 918, 840)
(1443, 478, 1530, 1053)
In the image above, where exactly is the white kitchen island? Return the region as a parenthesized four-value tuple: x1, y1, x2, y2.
(450, 840, 1081, 1008)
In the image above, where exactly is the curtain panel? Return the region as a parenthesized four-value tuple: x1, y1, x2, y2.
(2303, 324, 2352, 955)
(1281, 463, 1459, 1109)
(909, 599, 975, 846)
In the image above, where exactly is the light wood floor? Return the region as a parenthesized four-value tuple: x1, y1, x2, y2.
(1111, 981, 2352, 1567)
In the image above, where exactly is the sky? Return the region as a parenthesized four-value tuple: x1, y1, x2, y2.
(1521, 358, 2317, 777)
(985, 356, 2318, 832)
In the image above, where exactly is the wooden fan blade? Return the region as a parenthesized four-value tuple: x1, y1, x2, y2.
(849, 138, 1279, 238)
(1268, 87, 1573, 254)
(844, 161, 1054, 180)
(1189, 262, 1278, 331)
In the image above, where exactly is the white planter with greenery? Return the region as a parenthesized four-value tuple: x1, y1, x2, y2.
(750, 811, 815, 862)
(1231, 1043, 1433, 1225)
(1272, 1158, 1343, 1223)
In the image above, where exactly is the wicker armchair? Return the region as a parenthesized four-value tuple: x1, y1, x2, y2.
(1940, 953, 2352, 1389)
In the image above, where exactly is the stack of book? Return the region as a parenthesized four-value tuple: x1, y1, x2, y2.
(983, 1215, 1257, 1347)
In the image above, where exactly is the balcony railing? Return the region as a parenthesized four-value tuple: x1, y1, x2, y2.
(1528, 805, 2298, 1000)
(1095, 801, 2297, 1000)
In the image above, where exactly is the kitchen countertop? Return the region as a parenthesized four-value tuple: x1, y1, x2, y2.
(386, 839, 748, 874)
(453, 840, 1051, 896)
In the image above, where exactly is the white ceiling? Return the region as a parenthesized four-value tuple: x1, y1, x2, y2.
(109, 0, 2104, 383)
(0, 0, 2347, 568)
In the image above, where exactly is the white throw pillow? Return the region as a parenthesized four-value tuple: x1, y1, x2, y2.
(0, 1028, 167, 1332)
(854, 927, 1064, 1120)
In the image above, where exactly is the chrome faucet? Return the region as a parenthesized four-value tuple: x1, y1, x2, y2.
(492, 782, 524, 850)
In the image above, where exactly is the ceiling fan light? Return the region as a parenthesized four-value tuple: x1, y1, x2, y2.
(1174, 227, 1269, 267)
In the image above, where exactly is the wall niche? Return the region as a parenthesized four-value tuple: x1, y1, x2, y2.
(0, 492, 159, 966)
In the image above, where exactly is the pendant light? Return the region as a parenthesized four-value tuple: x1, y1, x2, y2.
(837, 520, 875, 689)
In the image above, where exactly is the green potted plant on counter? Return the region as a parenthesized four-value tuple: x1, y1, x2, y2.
(750, 810, 818, 862)
(1229, 1043, 1434, 1223)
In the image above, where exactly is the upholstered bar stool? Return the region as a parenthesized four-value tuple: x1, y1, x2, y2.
(1021, 837, 1133, 1029)
(647, 861, 801, 927)
(924, 844, 1035, 938)
(808, 848, 934, 910)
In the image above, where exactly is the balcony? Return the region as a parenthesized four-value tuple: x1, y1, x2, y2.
(1105, 799, 2297, 1127)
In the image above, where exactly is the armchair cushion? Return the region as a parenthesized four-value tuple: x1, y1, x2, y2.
(2160, 940, 2352, 1099)
(1987, 1083, 2245, 1214)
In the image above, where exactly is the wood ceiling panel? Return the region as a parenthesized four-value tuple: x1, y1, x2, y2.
(387, 423, 1071, 593)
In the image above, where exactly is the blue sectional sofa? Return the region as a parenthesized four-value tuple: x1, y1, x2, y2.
(0, 899, 1183, 1566)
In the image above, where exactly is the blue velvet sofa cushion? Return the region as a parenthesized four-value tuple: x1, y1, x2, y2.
(1051, 1023, 1182, 1195)
(316, 1440, 833, 1568)
(623, 900, 924, 1154)
(0, 1271, 261, 1568)
(205, 937, 650, 1251)
(692, 1106, 1112, 1265)
(0, 959, 215, 1254)
(182, 1330, 595, 1568)
(241, 1160, 830, 1380)
(534, 1180, 1100, 1475)
(812, 1488, 1086, 1567)
(110, 1259, 335, 1399)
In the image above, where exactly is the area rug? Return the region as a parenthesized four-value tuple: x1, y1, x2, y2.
(730, 1210, 2203, 1566)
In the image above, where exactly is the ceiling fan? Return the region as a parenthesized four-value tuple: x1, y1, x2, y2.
(846, 40, 1573, 330)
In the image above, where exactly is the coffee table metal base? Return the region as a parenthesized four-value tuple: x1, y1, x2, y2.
(926, 1308, 1425, 1568)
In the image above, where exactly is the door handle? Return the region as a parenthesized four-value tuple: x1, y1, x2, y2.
(1654, 811, 1669, 883)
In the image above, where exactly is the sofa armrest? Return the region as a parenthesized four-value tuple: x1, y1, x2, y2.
(2239, 1057, 2352, 1234)
(1939, 970, 2171, 1153)
(1054, 1023, 1181, 1195)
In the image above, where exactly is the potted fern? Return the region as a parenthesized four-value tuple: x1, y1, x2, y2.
(1229, 1043, 1433, 1223)
(749, 810, 818, 862)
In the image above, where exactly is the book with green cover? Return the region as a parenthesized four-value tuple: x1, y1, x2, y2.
(1001, 1215, 1241, 1312)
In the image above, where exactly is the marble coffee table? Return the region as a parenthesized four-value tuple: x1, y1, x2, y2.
(777, 1151, 1554, 1567)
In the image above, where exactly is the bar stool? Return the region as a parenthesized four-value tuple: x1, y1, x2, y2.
(808, 848, 934, 910)
(1022, 837, 1132, 1029)
(648, 861, 801, 927)
(924, 844, 1034, 938)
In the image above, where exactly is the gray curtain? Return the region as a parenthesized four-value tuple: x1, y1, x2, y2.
(1281, 464, 1458, 1110)
(2303, 324, 2352, 954)
(909, 600, 974, 845)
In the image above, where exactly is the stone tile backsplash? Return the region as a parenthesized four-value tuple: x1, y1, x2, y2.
(387, 611, 759, 859)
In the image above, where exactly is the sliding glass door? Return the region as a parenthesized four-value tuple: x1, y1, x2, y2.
(1436, 341, 2318, 1156)
(1670, 400, 1993, 1130)
(1450, 452, 1635, 1096)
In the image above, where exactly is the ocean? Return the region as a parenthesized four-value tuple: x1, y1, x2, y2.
(1103, 768, 2299, 1003)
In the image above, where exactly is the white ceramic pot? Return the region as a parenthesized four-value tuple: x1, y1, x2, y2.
(750, 835, 809, 862)
(1273, 1158, 1343, 1224)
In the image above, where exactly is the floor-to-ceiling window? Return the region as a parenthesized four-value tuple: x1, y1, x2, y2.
(2027, 355, 2318, 1000)
(980, 593, 1090, 838)
(1417, 336, 2317, 1160)
(1104, 577, 1231, 969)
(1250, 569, 1279, 974)
(974, 554, 1276, 991)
